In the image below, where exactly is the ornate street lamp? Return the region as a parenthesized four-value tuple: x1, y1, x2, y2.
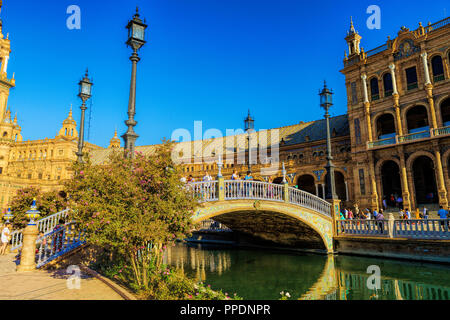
(76, 69, 93, 163)
(3, 208, 13, 223)
(244, 110, 255, 174)
(319, 81, 338, 200)
(25, 198, 41, 226)
(123, 8, 148, 158)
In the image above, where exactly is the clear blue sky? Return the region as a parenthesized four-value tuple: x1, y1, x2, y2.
(3, 0, 449, 147)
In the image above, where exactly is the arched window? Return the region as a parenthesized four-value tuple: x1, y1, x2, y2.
(383, 73, 393, 97)
(441, 98, 450, 127)
(71, 129, 74, 136)
(370, 77, 379, 101)
(376, 114, 396, 139)
(406, 105, 429, 133)
(431, 56, 445, 82)
(65, 128, 68, 135)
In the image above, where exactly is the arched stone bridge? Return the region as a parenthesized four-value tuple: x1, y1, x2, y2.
(187, 180, 339, 253)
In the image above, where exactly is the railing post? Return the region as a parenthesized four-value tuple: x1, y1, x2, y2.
(283, 183, 289, 203)
(217, 177, 225, 201)
(17, 224, 39, 272)
(387, 213, 395, 238)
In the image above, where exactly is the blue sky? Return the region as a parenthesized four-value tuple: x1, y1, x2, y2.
(3, 0, 449, 147)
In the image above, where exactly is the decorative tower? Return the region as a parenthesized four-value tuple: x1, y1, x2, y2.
(0, 3, 17, 177)
(109, 129, 121, 148)
(345, 17, 362, 57)
(57, 106, 78, 140)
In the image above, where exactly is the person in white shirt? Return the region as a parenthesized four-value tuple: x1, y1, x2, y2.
(0, 223, 11, 255)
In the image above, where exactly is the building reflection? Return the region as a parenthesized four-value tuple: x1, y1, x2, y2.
(163, 244, 232, 282)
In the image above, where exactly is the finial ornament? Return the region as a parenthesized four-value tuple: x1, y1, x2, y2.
(217, 154, 223, 178)
(282, 162, 287, 183)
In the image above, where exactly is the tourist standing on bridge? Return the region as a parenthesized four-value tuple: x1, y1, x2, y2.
(376, 210, 385, 233)
(244, 171, 253, 197)
(0, 222, 11, 255)
(437, 206, 449, 230)
(423, 207, 429, 219)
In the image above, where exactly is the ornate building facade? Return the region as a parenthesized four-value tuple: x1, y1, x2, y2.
(0, 5, 449, 212)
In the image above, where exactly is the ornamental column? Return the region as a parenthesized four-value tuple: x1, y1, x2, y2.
(398, 148, 411, 210)
(421, 52, 432, 85)
(315, 184, 319, 197)
(368, 154, 379, 211)
(442, 56, 450, 80)
(361, 73, 373, 142)
(421, 52, 438, 129)
(433, 144, 449, 209)
(389, 64, 403, 136)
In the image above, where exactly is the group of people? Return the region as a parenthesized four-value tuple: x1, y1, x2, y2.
(180, 170, 254, 184)
(340, 207, 386, 221)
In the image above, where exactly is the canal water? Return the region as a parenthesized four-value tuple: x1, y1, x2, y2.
(163, 242, 450, 300)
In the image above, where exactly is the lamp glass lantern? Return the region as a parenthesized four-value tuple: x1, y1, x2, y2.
(78, 73, 93, 100)
(319, 83, 334, 110)
(126, 11, 147, 50)
(244, 112, 255, 132)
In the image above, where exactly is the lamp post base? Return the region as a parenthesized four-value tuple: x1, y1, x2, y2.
(17, 225, 39, 273)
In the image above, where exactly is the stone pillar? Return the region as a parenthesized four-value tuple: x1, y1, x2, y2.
(361, 74, 373, 142)
(17, 225, 39, 272)
(387, 212, 395, 239)
(368, 155, 379, 211)
(284, 182, 289, 203)
(425, 84, 438, 129)
(315, 184, 319, 197)
(322, 184, 326, 200)
(344, 181, 349, 201)
(421, 52, 432, 85)
(217, 176, 225, 201)
(443, 56, 450, 80)
(329, 199, 342, 238)
(393, 97, 403, 136)
(389, 63, 399, 95)
(434, 147, 449, 209)
(398, 150, 411, 210)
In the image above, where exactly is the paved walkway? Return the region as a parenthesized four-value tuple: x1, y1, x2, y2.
(0, 254, 123, 300)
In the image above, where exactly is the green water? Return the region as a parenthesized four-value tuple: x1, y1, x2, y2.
(163, 242, 450, 300)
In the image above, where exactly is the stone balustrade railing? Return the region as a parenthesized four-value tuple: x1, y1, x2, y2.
(368, 125, 450, 150)
(337, 219, 450, 240)
(186, 180, 332, 217)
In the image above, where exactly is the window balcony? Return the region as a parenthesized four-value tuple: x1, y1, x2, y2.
(433, 74, 445, 83)
(367, 125, 450, 150)
(407, 82, 418, 91)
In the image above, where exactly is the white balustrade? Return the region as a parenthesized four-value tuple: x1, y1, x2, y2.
(186, 181, 218, 202)
(224, 180, 284, 202)
(289, 188, 332, 217)
(394, 219, 450, 240)
(337, 219, 389, 236)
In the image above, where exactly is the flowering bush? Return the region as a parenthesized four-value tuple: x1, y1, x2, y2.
(66, 142, 199, 290)
(8, 187, 68, 228)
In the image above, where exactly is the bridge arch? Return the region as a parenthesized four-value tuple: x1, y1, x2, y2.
(192, 199, 333, 253)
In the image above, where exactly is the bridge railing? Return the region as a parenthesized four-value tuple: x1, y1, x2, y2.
(186, 181, 218, 202)
(394, 219, 450, 240)
(35, 222, 86, 268)
(10, 209, 71, 252)
(289, 188, 332, 217)
(224, 180, 284, 202)
(337, 219, 389, 236)
(336, 219, 450, 240)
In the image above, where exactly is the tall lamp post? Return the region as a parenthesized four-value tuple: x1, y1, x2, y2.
(76, 70, 93, 163)
(244, 110, 255, 174)
(123, 8, 147, 158)
(320, 81, 338, 200)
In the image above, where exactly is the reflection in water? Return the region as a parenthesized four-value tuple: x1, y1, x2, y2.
(164, 243, 450, 300)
